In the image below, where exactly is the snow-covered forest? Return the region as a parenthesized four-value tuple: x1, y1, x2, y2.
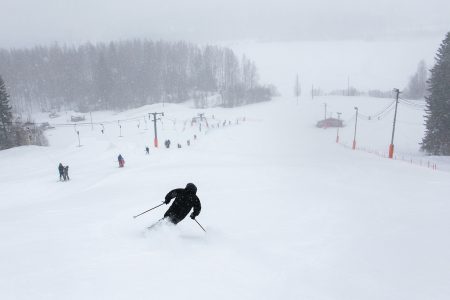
(0, 40, 272, 114)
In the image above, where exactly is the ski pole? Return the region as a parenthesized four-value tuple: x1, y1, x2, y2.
(133, 203, 164, 219)
(194, 218, 206, 232)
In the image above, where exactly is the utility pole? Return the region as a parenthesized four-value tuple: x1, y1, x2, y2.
(149, 112, 164, 147)
(193, 113, 205, 132)
(77, 131, 81, 147)
(323, 103, 327, 120)
(336, 112, 342, 143)
(352, 107, 358, 150)
(311, 85, 314, 100)
(295, 73, 300, 105)
(90, 112, 93, 130)
(389, 88, 401, 159)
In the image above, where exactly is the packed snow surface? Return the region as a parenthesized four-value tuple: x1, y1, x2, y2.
(1, 96, 450, 300)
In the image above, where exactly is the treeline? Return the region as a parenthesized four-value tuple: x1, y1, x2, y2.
(0, 76, 47, 150)
(422, 32, 450, 155)
(0, 40, 272, 113)
(403, 60, 428, 100)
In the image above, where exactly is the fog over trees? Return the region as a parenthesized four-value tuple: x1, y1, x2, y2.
(0, 75, 47, 150)
(403, 60, 428, 100)
(0, 40, 272, 114)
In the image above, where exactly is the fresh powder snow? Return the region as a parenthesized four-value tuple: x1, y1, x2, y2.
(1, 96, 450, 300)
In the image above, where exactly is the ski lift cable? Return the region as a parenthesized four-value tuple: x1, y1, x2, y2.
(399, 99, 426, 107)
(357, 100, 396, 121)
(358, 100, 395, 120)
(399, 102, 425, 111)
(398, 100, 426, 110)
(371, 100, 396, 117)
(398, 97, 426, 107)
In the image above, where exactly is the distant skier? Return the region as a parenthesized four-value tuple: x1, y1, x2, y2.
(163, 183, 201, 224)
(177, 143, 182, 148)
(64, 165, 70, 181)
(145, 146, 150, 155)
(58, 163, 64, 181)
(187, 140, 190, 146)
(164, 139, 171, 149)
(118, 154, 125, 168)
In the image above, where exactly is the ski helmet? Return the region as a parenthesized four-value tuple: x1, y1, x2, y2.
(185, 183, 197, 194)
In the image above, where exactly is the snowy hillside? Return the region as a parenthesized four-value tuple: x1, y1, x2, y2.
(1, 96, 450, 300)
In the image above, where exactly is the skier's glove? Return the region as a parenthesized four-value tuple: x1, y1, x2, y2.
(190, 213, 196, 220)
(164, 199, 170, 205)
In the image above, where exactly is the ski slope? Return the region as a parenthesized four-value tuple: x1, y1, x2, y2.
(1, 96, 450, 300)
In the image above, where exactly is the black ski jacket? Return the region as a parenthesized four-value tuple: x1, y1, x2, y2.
(58, 163, 64, 175)
(164, 188, 201, 224)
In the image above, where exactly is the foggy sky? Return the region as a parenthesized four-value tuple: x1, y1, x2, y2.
(1, 0, 449, 48)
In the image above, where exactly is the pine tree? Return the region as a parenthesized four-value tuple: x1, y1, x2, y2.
(0, 75, 13, 148)
(421, 32, 450, 155)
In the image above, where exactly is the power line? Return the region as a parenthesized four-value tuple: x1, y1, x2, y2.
(359, 104, 396, 121)
(358, 100, 396, 121)
(399, 97, 426, 104)
(398, 98, 426, 110)
(399, 102, 426, 111)
(2, 114, 152, 128)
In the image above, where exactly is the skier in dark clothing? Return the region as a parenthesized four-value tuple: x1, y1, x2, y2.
(164, 139, 171, 149)
(64, 166, 69, 181)
(163, 183, 201, 224)
(58, 163, 64, 181)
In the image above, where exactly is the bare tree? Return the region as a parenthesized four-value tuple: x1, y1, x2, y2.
(294, 73, 301, 105)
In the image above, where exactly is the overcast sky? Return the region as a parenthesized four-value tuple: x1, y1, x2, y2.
(1, 0, 449, 48)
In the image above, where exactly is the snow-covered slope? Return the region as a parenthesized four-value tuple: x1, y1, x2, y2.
(1, 97, 450, 300)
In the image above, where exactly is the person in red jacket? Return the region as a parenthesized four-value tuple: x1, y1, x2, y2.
(118, 154, 125, 167)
